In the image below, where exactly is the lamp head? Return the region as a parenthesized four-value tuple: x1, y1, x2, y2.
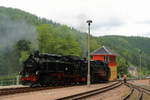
(86, 20, 92, 25)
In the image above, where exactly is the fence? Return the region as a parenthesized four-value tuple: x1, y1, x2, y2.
(0, 76, 20, 86)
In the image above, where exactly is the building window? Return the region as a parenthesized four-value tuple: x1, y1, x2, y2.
(104, 56, 109, 62)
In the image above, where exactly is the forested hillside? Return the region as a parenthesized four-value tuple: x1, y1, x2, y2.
(0, 6, 150, 77)
(100, 36, 150, 76)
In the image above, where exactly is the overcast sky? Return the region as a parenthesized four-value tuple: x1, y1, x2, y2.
(1, 0, 150, 37)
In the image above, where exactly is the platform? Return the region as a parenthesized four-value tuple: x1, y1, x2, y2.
(0, 82, 116, 100)
(0, 85, 27, 89)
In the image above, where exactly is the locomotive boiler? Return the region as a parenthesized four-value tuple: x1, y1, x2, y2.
(20, 51, 110, 87)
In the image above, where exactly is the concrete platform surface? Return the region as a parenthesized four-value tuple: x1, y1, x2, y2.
(0, 85, 27, 89)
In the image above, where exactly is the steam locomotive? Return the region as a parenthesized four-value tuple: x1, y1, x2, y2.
(20, 51, 110, 87)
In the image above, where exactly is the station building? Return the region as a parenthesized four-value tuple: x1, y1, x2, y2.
(91, 46, 117, 81)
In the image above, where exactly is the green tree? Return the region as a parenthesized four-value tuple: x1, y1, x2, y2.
(37, 24, 81, 56)
(37, 24, 54, 53)
(15, 39, 32, 62)
(16, 40, 31, 51)
(117, 57, 129, 77)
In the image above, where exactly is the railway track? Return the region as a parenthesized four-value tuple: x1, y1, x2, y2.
(56, 81, 122, 100)
(123, 82, 150, 100)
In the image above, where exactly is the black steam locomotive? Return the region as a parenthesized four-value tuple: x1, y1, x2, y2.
(20, 51, 110, 87)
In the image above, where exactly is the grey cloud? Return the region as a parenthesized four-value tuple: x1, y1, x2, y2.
(143, 33, 150, 37)
(93, 18, 124, 30)
(137, 20, 150, 24)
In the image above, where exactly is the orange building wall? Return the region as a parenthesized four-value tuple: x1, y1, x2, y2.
(92, 55, 116, 67)
(92, 55, 104, 61)
(109, 67, 117, 80)
(108, 55, 116, 67)
(108, 56, 117, 80)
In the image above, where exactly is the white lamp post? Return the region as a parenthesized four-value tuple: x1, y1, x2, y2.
(86, 20, 92, 87)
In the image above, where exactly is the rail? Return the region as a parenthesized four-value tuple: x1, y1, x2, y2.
(56, 81, 122, 100)
(123, 82, 150, 100)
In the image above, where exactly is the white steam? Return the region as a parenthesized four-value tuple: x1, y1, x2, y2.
(0, 15, 37, 51)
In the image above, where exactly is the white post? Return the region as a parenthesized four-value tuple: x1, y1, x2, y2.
(16, 75, 20, 85)
(86, 20, 92, 87)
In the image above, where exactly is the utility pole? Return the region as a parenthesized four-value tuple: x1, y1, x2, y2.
(86, 20, 92, 87)
(139, 50, 142, 79)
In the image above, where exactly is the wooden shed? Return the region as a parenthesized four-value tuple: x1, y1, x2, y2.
(91, 46, 117, 81)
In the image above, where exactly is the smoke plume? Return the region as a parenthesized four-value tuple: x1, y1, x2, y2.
(0, 15, 37, 52)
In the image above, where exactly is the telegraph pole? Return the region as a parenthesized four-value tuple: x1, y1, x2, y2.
(86, 20, 92, 87)
(139, 50, 142, 79)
